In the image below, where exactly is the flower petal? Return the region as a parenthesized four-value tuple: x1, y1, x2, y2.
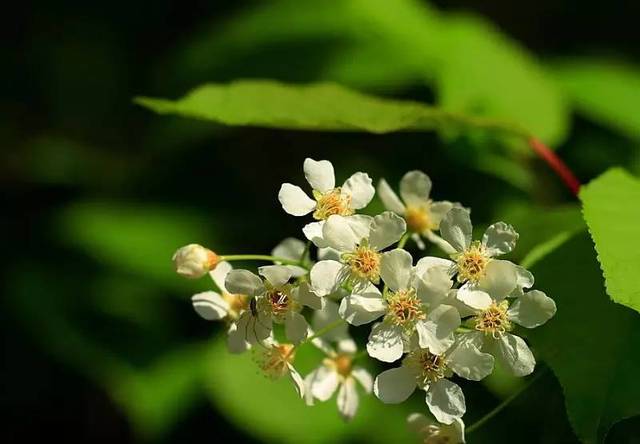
(303, 221, 329, 248)
(455, 288, 492, 310)
(424, 230, 458, 254)
(285, 311, 309, 343)
(225, 269, 265, 297)
(367, 322, 405, 362)
(295, 281, 324, 310)
(339, 290, 386, 326)
(312, 299, 350, 342)
(377, 178, 405, 214)
(287, 363, 306, 398)
(278, 183, 316, 216)
(415, 305, 460, 354)
(309, 365, 340, 401)
(258, 264, 293, 288)
(369, 211, 407, 251)
(226, 321, 250, 354)
(447, 342, 494, 381)
(304, 158, 335, 193)
(235, 311, 272, 345)
(510, 265, 535, 297)
(337, 378, 359, 421)
(272, 237, 306, 261)
(508, 290, 556, 328)
(208, 261, 232, 293)
(439, 208, 472, 252)
(476, 260, 518, 300)
(400, 170, 432, 205)
(415, 256, 455, 277)
(380, 248, 413, 291)
(482, 222, 518, 256)
(310, 260, 343, 296)
(491, 333, 536, 377)
(415, 265, 453, 307)
(429, 201, 457, 227)
(351, 367, 373, 393)
(191, 291, 229, 320)
(342, 172, 375, 209)
(373, 366, 416, 404)
(323, 215, 364, 252)
(425, 379, 466, 425)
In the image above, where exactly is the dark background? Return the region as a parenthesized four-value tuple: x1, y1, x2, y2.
(2, 1, 639, 443)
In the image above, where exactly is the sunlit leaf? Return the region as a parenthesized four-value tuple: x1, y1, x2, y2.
(580, 168, 640, 313)
(527, 232, 640, 443)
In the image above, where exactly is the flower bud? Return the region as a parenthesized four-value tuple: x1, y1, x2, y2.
(172, 244, 219, 279)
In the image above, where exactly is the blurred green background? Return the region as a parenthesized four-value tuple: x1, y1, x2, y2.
(3, 0, 639, 443)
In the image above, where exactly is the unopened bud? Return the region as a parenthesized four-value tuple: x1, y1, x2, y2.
(172, 244, 219, 279)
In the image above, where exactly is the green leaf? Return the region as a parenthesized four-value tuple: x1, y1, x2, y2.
(580, 168, 640, 314)
(527, 231, 640, 443)
(553, 59, 640, 140)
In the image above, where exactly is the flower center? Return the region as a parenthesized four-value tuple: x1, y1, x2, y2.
(474, 300, 511, 338)
(313, 188, 353, 220)
(404, 349, 448, 388)
(455, 241, 489, 283)
(255, 344, 295, 379)
(385, 289, 426, 328)
(261, 287, 296, 321)
(221, 293, 248, 320)
(405, 205, 435, 233)
(325, 354, 353, 378)
(345, 245, 381, 283)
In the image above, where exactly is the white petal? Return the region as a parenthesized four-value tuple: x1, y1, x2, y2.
(235, 311, 272, 345)
(477, 260, 518, 301)
(323, 215, 363, 252)
(309, 365, 340, 401)
(380, 248, 413, 291)
(191, 291, 229, 320)
(317, 246, 341, 261)
(303, 221, 329, 248)
(278, 183, 316, 216)
(508, 290, 556, 328)
(226, 321, 250, 354)
(377, 178, 405, 214)
(411, 233, 426, 250)
(369, 211, 407, 251)
(424, 230, 458, 254)
(295, 282, 324, 310)
(492, 333, 536, 377)
(285, 311, 309, 343)
(271, 237, 306, 261)
(456, 288, 492, 310)
(447, 343, 494, 381)
(351, 367, 373, 393)
(510, 265, 535, 297)
(310, 260, 343, 296)
(208, 261, 232, 293)
(258, 265, 293, 288)
(425, 379, 466, 424)
(373, 366, 416, 403)
(304, 158, 335, 193)
(287, 364, 306, 398)
(439, 207, 472, 252)
(407, 412, 432, 435)
(415, 305, 460, 354)
(482, 222, 518, 256)
(415, 256, 455, 277)
(342, 172, 375, 209)
(339, 290, 386, 326)
(225, 269, 265, 297)
(415, 266, 453, 307)
(337, 378, 359, 421)
(400, 170, 432, 205)
(429, 201, 457, 228)
(367, 322, 405, 362)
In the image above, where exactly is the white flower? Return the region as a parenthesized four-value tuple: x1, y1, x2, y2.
(373, 342, 493, 424)
(378, 171, 458, 250)
(172, 243, 219, 279)
(454, 288, 556, 376)
(253, 339, 305, 398)
(407, 413, 465, 444)
(277, 158, 374, 247)
(271, 237, 310, 278)
(338, 249, 461, 362)
(304, 340, 373, 421)
(225, 265, 323, 344)
(309, 211, 406, 293)
(191, 261, 251, 353)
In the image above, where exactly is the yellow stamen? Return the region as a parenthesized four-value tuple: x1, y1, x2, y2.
(385, 289, 426, 328)
(474, 300, 512, 338)
(221, 293, 248, 320)
(313, 188, 353, 220)
(344, 245, 381, 283)
(455, 241, 489, 283)
(404, 349, 448, 388)
(405, 205, 436, 233)
(255, 343, 296, 379)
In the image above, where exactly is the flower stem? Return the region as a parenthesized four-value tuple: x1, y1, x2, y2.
(397, 232, 411, 249)
(303, 319, 345, 344)
(466, 367, 548, 434)
(528, 138, 581, 196)
(219, 254, 310, 270)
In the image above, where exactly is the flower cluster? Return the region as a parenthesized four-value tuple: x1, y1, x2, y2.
(173, 159, 556, 439)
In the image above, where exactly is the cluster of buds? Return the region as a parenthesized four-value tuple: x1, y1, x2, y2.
(173, 158, 557, 441)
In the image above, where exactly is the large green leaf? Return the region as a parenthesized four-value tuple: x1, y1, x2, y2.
(553, 59, 640, 140)
(527, 232, 640, 443)
(580, 168, 640, 314)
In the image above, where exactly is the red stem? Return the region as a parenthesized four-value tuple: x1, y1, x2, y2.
(528, 138, 581, 196)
